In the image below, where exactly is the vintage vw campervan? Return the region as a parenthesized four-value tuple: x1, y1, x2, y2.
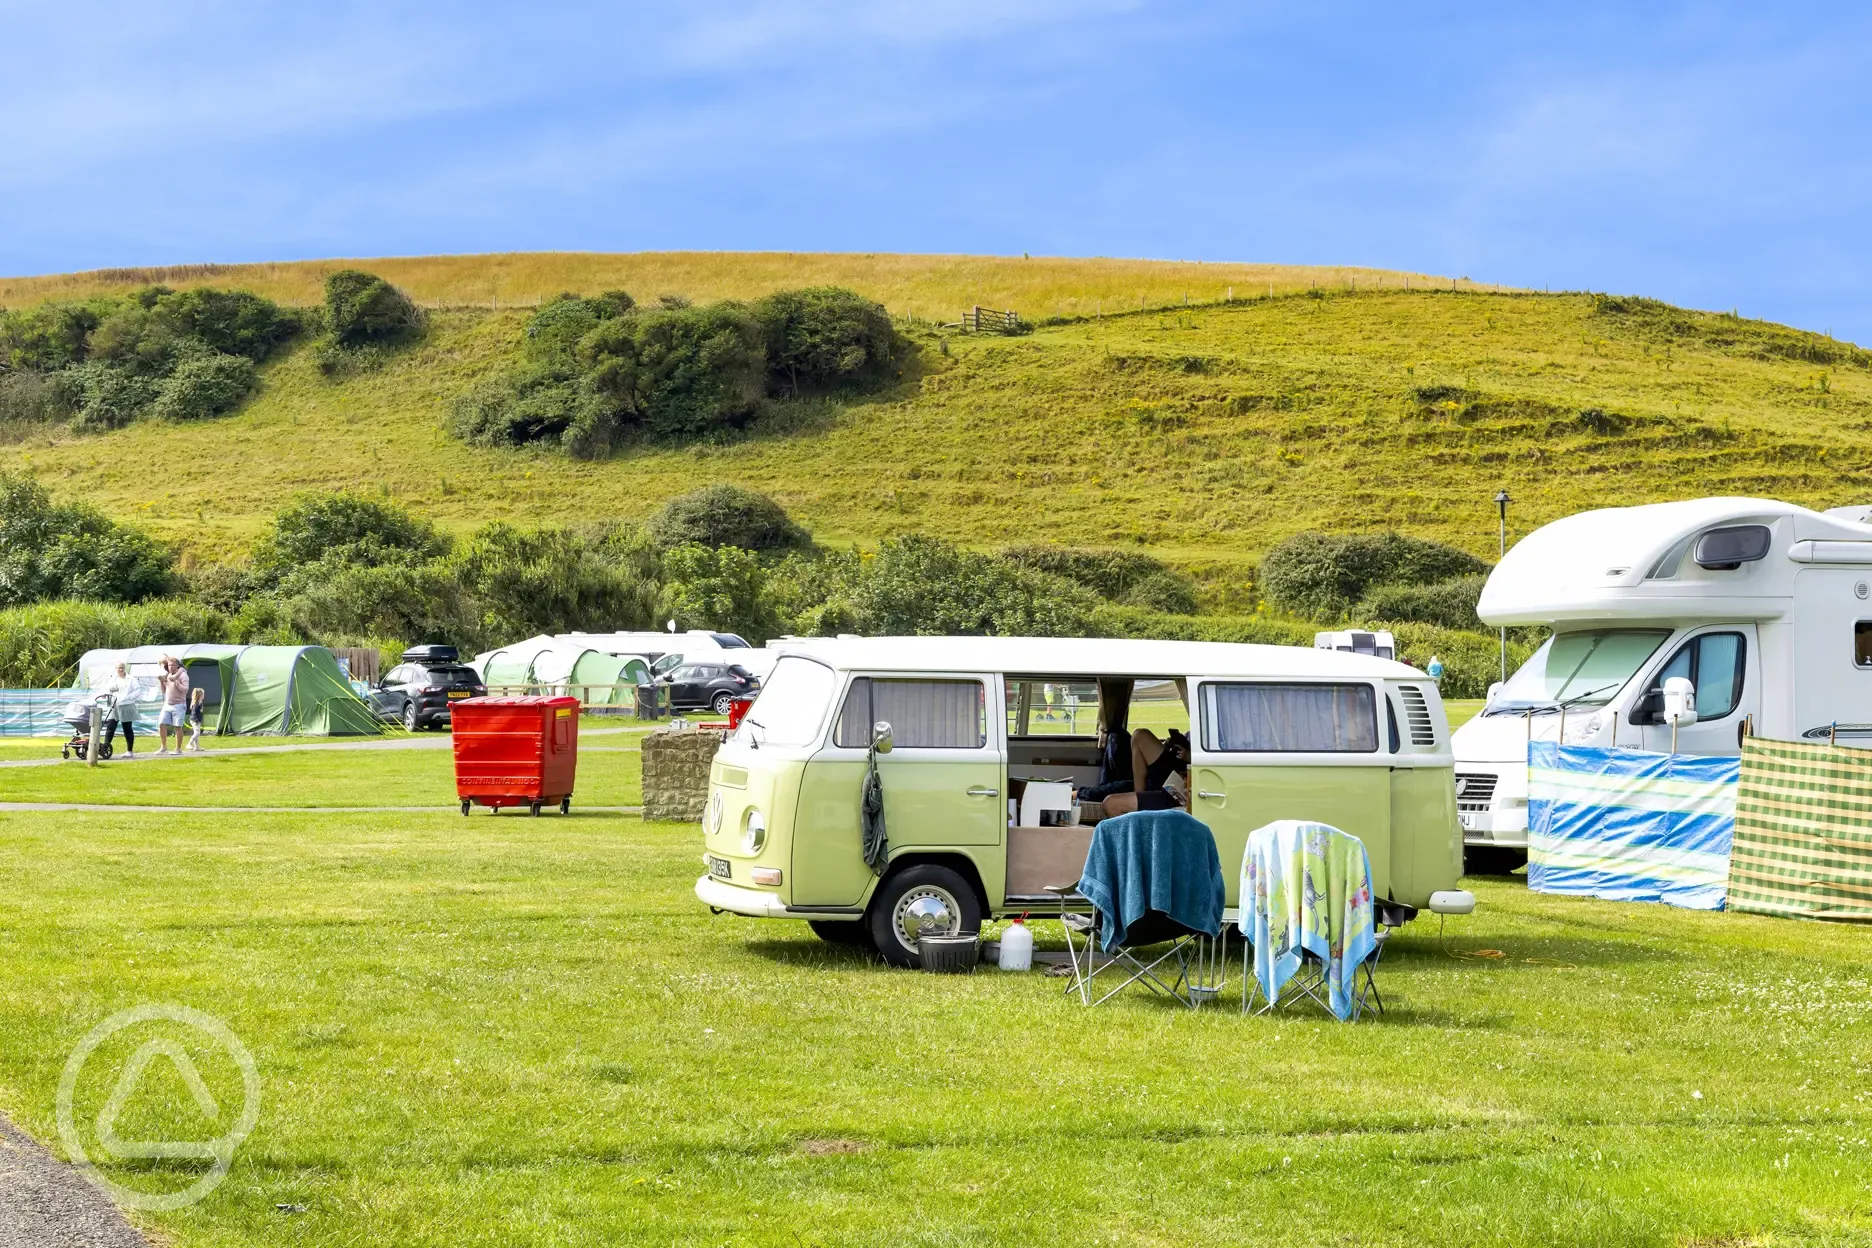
(1456, 497, 1872, 870)
(695, 636, 1464, 965)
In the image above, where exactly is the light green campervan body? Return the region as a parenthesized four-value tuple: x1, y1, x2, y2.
(695, 638, 1462, 946)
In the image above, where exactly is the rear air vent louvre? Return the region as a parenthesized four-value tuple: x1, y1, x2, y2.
(1398, 685, 1436, 746)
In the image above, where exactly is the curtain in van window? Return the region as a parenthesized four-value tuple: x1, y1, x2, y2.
(835, 679, 985, 749)
(1202, 683, 1378, 753)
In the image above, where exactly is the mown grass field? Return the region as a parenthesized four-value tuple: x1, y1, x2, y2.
(0, 738, 1869, 1247)
(6, 275, 1866, 589)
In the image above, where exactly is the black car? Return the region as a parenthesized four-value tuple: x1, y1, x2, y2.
(370, 649, 486, 730)
(658, 662, 758, 715)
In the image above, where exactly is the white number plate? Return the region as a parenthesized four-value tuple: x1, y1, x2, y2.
(707, 856, 732, 880)
(1458, 813, 1476, 830)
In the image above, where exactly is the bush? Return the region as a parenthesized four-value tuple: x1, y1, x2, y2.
(149, 351, 256, 422)
(1259, 532, 1490, 619)
(183, 563, 262, 615)
(0, 370, 72, 428)
(159, 287, 300, 362)
(450, 522, 659, 641)
(524, 292, 634, 368)
(67, 364, 159, 433)
(0, 301, 108, 372)
(850, 534, 1098, 636)
(323, 270, 425, 349)
(580, 302, 766, 439)
(447, 366, 623, 459)
(753, 287, 897, 395)
(1358, 574, 1487, 632)
(255, 492, 449, 574)
(0, 472, 176, 606)
(645, 485, 810, 553)
(659, 543, 781, 642)
(998, 545, 1196, 610)
(0, 597, 228, 686)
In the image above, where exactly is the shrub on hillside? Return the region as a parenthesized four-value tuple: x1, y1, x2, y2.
(149, 351, 257, 422)
(0, 371, 71, 430)
(524, 291, 635, 368)
(0, 597, 227, 687)
(1259, 532, 1489, 620)
(645, 485, 810, 553)
(66, 363, 159, 433)
(1358, 573, 1487, 632)
(255, 492, 449, 574)
(324, 270, 425, 348)
(754, 287, 898, 395)
(274, 560, 476, 647)
(580, 302, 767, 439)
(0, 472, 177, 606)
(0, 301, 104, 372)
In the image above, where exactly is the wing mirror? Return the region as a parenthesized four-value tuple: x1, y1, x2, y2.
(871, 721, 893, 754)
(1486, 681, 1504, 704)
(1662, 677, 1698, 728)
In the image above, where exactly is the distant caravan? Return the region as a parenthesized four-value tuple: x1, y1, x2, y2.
(1453, 497, 1872, 869)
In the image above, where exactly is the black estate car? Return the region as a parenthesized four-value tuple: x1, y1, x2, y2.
(371, 646, 485, 730)
(658, 662, 758, 716)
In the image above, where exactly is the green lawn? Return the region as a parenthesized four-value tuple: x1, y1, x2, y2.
(0, 743, 1869, 1245)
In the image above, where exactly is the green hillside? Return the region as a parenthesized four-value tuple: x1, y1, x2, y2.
(4, 267, 1865, 584)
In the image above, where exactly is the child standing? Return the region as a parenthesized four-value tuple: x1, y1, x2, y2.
(187, 686, 207, 752)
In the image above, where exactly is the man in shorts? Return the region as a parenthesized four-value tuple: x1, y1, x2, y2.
(156, 656, 190, 755)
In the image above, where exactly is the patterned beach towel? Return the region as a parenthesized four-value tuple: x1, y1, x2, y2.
(1238, 820, 1376, 1021)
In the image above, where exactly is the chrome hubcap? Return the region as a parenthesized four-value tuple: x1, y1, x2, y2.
(893, 886, 960, 949)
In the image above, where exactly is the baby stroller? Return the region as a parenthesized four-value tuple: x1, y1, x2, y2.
(60, 692, 117, 761)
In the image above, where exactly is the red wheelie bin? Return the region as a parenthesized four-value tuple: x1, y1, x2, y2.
(451, 695, 579, 816)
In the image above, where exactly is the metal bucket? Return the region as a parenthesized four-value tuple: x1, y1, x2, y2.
(917, 933, 978, 973)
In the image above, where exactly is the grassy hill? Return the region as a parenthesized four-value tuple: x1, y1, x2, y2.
(4, 253, 1867, 597)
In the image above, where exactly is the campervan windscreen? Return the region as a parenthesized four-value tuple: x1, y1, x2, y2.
(738, 657, 836, 746)
(1484, 629, 1670, 715)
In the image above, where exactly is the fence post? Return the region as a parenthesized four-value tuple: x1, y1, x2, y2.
(87, 703, 101, 768)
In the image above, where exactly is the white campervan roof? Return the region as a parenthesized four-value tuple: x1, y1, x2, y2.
(1478, 496, 1872, 627)
(775, 635, 1423, 680)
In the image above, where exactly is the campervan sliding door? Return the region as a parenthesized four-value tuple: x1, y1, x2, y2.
(1188, 677, 1393, 906)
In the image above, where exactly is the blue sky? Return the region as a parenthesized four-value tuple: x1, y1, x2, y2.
(7, 2, 1872, 339)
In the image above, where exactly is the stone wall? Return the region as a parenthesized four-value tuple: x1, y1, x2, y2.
(641, 727, 728, 822)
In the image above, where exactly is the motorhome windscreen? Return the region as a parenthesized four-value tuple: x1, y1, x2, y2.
(1485, 629, 1670, 715)
(737, 657, 836, 746)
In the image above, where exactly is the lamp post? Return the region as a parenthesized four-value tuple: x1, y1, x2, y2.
(1494, 489, 1512, 684)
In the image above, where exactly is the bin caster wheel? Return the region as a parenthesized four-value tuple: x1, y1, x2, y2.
(461, 800, 471, 816)
(530, 802, 542, 817)
(560, 797, 570, 815)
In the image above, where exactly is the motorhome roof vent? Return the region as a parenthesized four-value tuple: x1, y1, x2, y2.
(1397, 685, 1436, 746)
(1694, 524, 1772, 570)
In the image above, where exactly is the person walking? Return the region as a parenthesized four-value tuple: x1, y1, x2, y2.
(186, 687, 207, 752)
(156, 656, 190, 755)
(104, 661, 140, 756)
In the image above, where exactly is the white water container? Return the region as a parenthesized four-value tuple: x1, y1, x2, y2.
(997, 918, 1034, 971)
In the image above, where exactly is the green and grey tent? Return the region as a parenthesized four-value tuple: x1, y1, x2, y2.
(221, 646, 381, 736)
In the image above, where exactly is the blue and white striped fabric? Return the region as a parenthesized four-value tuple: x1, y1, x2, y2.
(1527, 743, 1739, 910)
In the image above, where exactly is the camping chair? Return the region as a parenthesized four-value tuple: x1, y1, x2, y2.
(1239, 821, 1389, 1022)
(1048, 811, 1228, 1009)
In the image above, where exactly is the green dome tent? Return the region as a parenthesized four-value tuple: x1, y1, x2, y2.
(221, 646, 382, 736)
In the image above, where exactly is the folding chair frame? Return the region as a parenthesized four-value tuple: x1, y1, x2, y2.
(1049, 887, 1227, 1009)
(1244, 925, 1390, 1021)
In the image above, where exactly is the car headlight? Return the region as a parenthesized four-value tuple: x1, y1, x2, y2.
(743, 809, 766, 853)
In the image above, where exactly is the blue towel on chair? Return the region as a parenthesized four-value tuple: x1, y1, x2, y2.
(1076, 810, 1225, 952)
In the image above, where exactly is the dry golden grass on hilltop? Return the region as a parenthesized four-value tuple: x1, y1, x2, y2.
(0, 251, 1484, 321)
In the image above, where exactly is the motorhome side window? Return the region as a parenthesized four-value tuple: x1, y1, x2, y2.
(1858, 623, 1872, 668)
(835, 678, 986, 749)
(1650, 633, 1747, 720)
(1200, 682, 1378, 753)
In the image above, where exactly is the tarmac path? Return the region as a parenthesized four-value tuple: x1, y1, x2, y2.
(0, 1114, 148, 1248)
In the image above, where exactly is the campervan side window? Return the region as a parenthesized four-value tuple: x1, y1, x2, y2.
(1856, 623, 1872, 668)
(836, 678, 986, 749)
(1200, 683, 1378, 753)
(1005, 679, 1098, 738)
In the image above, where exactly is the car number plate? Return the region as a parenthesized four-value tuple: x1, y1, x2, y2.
(447, 690, 471, 700)
(708, 856, 732, 880)
(1458, 813, 1475, 830)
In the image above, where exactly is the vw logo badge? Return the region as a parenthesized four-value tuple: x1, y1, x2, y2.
(706, 791, 724, 836)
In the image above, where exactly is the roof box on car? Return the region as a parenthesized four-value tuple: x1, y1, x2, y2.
(401, 644, 459, 664)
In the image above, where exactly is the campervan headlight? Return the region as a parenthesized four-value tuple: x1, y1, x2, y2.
(743, 809, 767, 854)
(1562, 710, 1608, 744)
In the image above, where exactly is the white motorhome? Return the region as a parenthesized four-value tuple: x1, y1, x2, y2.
(1315, 629, 1396, 661)
(1452, 496, 1872, 868)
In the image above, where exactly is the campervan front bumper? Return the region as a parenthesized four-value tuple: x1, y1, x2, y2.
(695, 874, 866, 921)
(1454, 765, 1529, 849)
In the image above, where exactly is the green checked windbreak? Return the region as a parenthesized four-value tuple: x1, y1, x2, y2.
(1729, 738, 1872, 921)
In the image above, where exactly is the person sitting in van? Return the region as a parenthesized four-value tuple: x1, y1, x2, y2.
(1088, 728, 1191, 817)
